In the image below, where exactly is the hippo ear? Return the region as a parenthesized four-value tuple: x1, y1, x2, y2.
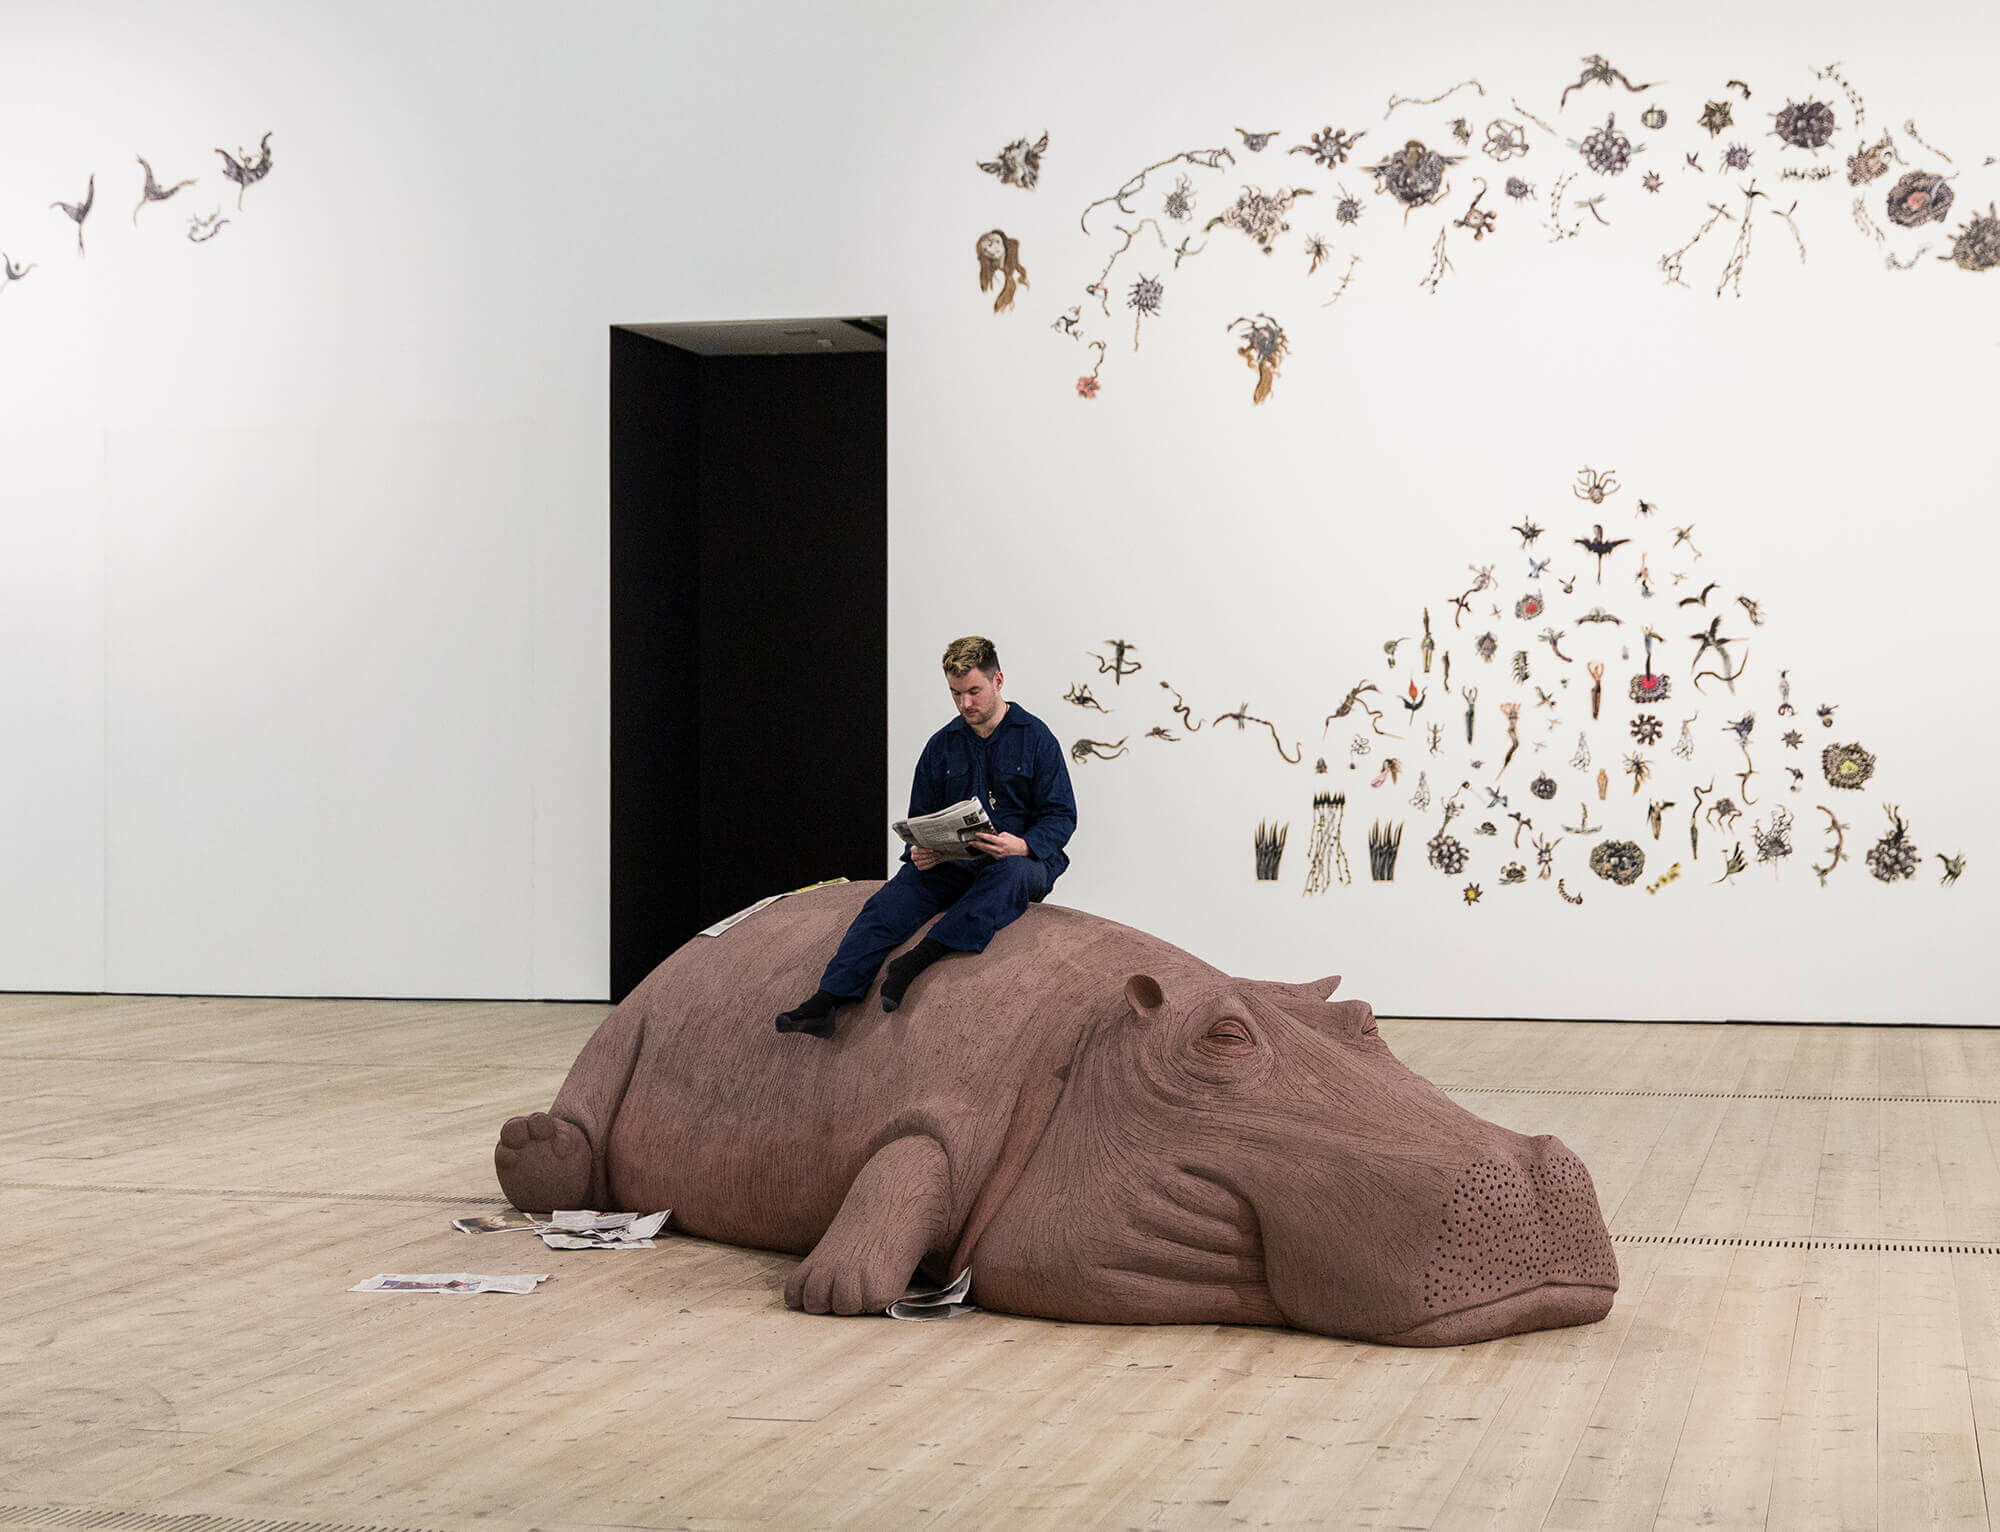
(1124, 974, 1166, 1020)
(1266, 975, 1341, 1003)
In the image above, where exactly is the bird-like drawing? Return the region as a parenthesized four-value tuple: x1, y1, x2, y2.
(1671, 524, 1703, 559)
(1383, 637, 1411, 669)
(133, 156, 196, 223)
(0, 252, 36, 295)
(1511, 519, 1544, 547)
(1574, 523, 1630, 584)
(1234, 128, 1280, 151)
(215, 132, 274, 210)
(1678, 581, 1720, 608)
(51, 174, 94, 255)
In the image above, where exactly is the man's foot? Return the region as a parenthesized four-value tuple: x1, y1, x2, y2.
(881, 939, 951, 1012)
(776, 989, 850, 1039)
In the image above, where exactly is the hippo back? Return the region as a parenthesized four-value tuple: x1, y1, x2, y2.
(596, 880, 1222, 1261)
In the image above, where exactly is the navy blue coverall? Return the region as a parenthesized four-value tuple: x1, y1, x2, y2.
(819, 703, 1077, 1000)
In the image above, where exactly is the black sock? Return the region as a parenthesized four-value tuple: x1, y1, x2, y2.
(880, 938, 951, 1012)
(775, 989, 851, 1038)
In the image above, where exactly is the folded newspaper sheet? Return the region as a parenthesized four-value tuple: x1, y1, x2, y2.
(699, 878, 851, 937)
(451, 1208, 669, 1249)
(886, 1267, 976, 1321)
(892, 798, 994, 862)
(351, 1273, 550, 1295)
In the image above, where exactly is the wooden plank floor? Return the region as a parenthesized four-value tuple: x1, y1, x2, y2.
(5, 996, 2000, 1530)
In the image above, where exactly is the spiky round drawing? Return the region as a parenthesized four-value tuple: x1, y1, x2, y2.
(1944, 204, 2000, 272)
(1630, 714, 1663, 746)
(1722, 143, 1753, 172)
(1293, 126, 1364, 169)
(1589, 840, 1646, 886)
(1847, 134, 1896, 186)
(1515, 593, 1545, 620)
(1698, 100, 1734, 138)
(1366, 141, 1460, 210)
(1629, 672, 1671, 705)
(1577, 116, 1636, 176)
(1504, 176, 1534, 200)
(1531, 773, 1558, 801)
(1771, 98, 1837, 151)
(1866, 806, 1919, 883)
(1162, 174, 1196, 223)
(1886, 170, 1954, 229)
(1475, 633, 1499, 662)
(1821, 741, 1877, 790)
(1332, 184, 1364, 225)
(977, 132, 1049, 190)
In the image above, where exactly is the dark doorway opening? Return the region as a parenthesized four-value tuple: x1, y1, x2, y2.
(610, 318, 887, 1002)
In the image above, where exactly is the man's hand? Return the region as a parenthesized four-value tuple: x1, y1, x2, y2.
(909, 846, 943, 870)
(969, 830, 1030, 858)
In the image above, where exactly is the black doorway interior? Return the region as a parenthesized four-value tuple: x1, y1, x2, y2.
(610, 319, 887, 1002)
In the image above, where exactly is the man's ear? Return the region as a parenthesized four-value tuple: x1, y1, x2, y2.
(1125, 974, 1166, 1020)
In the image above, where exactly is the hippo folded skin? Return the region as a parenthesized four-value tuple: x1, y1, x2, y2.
(496, 881, 1617, 1345)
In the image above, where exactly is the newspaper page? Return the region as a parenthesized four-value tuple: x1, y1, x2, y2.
(350, 1273, 550, 1295)
(699, 878, 851, 937)
(886, 1267, 977, 1321)
(891, 798, 994, 862)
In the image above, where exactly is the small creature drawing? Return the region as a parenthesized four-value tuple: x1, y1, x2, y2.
(1938, 852, 1967, 887)
(1071, 738, 1129, 763)
(975, 229, 1029, 313)
(132, 156, 196, 223)
(1228, 312, 1290, 404)
(215, 132, 274, 209)
(186, 210, 228, 243)
(1236, 128, 1281, 152)
(1560, 55, 1662, 109)
(1575, 523, 1630, 583)
(978, 132, 1049, 189)
(0, 252, 37, 291)
(1063, 682, 1108, 712)
(1089, 639, 1142, 684)
(1366, 139, 1462, 215)
(1291, 127, 1364, 167)
(1145, 726, 1179, 742)
(51, 174, 95, 254)
(1326, 680, 1390, 737)
(1159, 683, 1206, 734)
(1672, 524, 1703, 559)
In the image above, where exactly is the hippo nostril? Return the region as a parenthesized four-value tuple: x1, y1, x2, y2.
(1419, 1144, 1618, 1317)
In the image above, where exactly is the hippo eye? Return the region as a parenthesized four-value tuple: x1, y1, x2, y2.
(1205, 1017, 1254, 1047)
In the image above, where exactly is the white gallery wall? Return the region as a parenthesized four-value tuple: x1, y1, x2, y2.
(0, 0, 1992, 1016)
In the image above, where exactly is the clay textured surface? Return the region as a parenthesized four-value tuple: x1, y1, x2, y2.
(495, 881, 1617, 1344)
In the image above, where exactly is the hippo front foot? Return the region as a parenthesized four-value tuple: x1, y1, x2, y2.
(494, 1111, 593, 1214)
(784, 1134, 952, 1315)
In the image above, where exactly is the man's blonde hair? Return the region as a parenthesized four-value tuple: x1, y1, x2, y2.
(942, 636, 1000, 679)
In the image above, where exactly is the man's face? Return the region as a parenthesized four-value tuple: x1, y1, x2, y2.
(949, 667, 1004, 730)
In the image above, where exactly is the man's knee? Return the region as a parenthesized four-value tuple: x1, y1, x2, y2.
(987, 856, 1047, 901)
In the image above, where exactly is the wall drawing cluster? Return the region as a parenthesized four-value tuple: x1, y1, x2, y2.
(1057, 461, 1963, 902)
(968, 56, 1995, 400)
(1, 131, 276, 309)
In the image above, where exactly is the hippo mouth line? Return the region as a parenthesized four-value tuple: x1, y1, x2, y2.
(1373, 1277, 1618, 1347)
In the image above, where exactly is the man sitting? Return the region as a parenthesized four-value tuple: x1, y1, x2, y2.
(776, 636, 1077, 1038)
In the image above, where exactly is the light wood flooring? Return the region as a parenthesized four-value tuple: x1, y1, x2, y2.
(7, 994, 2000, 1529)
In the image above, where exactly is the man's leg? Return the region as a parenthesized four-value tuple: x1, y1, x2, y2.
(879, 857, 1049, 1011)
(777, 865, 960, 1036)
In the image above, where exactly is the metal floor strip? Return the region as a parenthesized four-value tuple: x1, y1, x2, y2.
(0, 1510, 447, 1532)
(1612, 1233, 2000, 1255)
(0, 1181, 503, 1206)
(1437, 1085, 2000, 1105)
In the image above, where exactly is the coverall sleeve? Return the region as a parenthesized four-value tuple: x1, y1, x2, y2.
(1020, 729, 1077, 864)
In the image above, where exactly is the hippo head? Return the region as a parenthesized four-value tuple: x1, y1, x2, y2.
(970, 973, 1617, 1345)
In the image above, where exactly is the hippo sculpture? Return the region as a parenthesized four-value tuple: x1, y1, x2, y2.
(495, 881, 1617, 1345)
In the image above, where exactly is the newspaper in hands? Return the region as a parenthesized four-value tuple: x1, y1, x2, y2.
(892, 798, 994, 862)
(351, 1273, 550, 1295)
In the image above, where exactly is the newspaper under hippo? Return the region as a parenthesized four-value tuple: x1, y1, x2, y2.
(495, 881, 1618, 1345)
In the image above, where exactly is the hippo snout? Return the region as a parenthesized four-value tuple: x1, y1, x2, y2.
(1379, 1135, 1619, 1346)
